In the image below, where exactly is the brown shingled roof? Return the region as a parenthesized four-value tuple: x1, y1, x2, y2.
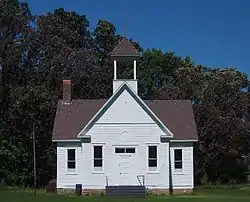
(52, 100, 107, 140)
(52, 99, 198, 141)
(110, 37, 140, 58)
(145, 100, 198, 140)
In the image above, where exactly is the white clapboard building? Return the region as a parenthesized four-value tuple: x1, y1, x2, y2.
(52, 37, 198, 196)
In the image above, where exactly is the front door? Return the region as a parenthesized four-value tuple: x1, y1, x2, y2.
(115, 147, 138, 185)
(119, 155, 132, 185)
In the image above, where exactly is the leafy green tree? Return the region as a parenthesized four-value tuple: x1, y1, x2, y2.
(157, 65, 249, 184)
(0, 0, 33, 186)
(138, 50, 187, 99)
(93, 20, 117, 64)
(0, 0, 31, 110)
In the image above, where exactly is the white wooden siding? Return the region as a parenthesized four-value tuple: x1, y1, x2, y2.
(113, 80, 138, 94)
(170, 142, 194, 189)
(83, 123, 169, 189)
(97, 90, 155, 124)
(56, 142, 83, 189)
(56, 89, 195, 190)
(84, 89, 168, 189)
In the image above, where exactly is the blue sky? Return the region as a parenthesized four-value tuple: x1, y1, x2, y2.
(25, 0, 249, 76)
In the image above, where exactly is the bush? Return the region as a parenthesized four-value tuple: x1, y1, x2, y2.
(45, 179, 56, 193)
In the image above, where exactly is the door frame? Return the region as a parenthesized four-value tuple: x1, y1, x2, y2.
(112, 145, 139, 185)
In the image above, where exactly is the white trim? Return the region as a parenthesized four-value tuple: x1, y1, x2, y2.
(112, 144, 139, 147)
(113, 146, 137, 154)
(147, 171, 160, 174)
(66, 148, 77, 174)
(77, 82, 174, 137)
(65, 173, 78, 175)
(82, 135, 91, 138)
(147, 144, 158, 172)
(145, 143, 160, 145)
(52, 139, 81, 142)
(92, 144, 105, 173)
(170, 139, 198, 142)
(114, 60, 117, 80)
(94, 122, 157, 125)
(173, 148, 184, 174)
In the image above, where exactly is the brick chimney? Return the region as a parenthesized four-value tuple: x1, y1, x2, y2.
(63, 80, 72, 104)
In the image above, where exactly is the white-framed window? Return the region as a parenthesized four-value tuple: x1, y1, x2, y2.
(174, 149, 183, 170)
(93, 145, 103, 171)
(67, 149, 76, 173)
(148, 145, 157, 171)
(115, 147, 136, 153)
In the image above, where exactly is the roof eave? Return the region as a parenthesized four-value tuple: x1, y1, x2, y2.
(52, 139, 81, 142)
(110, 55, 140, 61)
(170, 139, 198, 142)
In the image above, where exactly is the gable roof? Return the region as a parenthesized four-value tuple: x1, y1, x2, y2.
(77, 83, 174, 137)
(110, 37, 140, 59)
(52, 99, 198, 141)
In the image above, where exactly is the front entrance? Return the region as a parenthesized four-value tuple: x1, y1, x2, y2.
(115, 147, 138, 185)
(119, 155, 132, 185)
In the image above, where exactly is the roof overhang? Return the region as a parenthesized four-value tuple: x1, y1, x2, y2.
(52, 135, 91, 142)
(110, 55, 140, 61)
(52, 139, 81, 142)
(170, 139, 198, 142)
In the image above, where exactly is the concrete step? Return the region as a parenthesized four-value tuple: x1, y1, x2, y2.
(106, 185, 146, 198)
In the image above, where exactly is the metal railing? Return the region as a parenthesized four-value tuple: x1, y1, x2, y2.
(105, 175, 109, 186)
(137, 175, 145, 186)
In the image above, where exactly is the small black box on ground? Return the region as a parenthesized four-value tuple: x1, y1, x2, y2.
(75, 184, 82, 196)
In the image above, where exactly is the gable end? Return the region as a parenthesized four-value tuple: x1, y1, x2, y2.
(77, 83, 174, 137)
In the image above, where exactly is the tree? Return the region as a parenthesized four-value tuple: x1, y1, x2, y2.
(0, 85, 57, 186)
(157, 65, 249, 184)
(0, 0, 33, 186)
(0, 0, 31, 111)
(138, 50, 187, 99)
(92, 20, 117, 64)
(26, 8, 92, 90)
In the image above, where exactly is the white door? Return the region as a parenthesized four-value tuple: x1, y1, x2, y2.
(119, 155, 132, 185)
(115, 147, 138, 185)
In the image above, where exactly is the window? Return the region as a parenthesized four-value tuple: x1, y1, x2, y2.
(126, 148, 135, 153)
(115, 148, 125, 153)
(67, 149, 76, 172)
(174, 149, 183, 169)
(148, 146, 157, 168)
(115, 148, 135, 153)
(94, 146, 103, 169)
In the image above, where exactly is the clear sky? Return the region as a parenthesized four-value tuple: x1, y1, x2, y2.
(25, 0, 249, 76)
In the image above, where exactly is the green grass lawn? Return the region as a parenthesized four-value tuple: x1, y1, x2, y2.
(1, 187, 250, 202)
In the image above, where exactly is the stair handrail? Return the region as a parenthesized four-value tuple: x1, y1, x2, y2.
(137, 175, 145, 186)
(105, 175, 108, 186)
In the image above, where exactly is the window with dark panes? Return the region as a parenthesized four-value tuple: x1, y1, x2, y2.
(67, 149, 76, 171)
(115, 148, 125, 153)
(126, 148, 135, 153)
(174, 149, 183, 169)
(148, 146, 157, 167)
(94, 146, 103, 167)
(115, 148, 135, 153)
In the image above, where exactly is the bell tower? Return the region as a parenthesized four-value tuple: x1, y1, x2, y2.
(110, 37, 140, 94)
